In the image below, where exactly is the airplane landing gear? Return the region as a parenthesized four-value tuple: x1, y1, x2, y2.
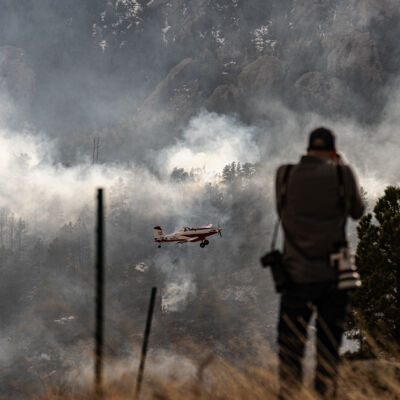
(158, 244, 161, 248)
(204, 239, 209, 245)
(200, 242, 205, 248)
(200, 240, 209, 248)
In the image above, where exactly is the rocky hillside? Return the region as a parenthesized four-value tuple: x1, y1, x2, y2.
(1, 0, 399, 160)
(96, 0, 398, 125)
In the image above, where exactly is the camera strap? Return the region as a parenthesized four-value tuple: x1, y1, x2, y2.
(270, 218, 280, 251)
(271, 164, 293, 251)
(278, 164, 293, 209)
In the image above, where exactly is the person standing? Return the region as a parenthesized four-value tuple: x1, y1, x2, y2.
(275, 127, 364, 399)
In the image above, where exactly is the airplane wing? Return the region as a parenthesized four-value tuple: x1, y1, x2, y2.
(199, 224, 212, 228)
(177, 236, 200, 243)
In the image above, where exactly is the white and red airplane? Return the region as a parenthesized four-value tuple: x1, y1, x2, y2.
(154, 224, 222, 248)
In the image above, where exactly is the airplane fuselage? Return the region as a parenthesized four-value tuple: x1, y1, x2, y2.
(155, 228, 219, 243)
(154, 225, 221, 248)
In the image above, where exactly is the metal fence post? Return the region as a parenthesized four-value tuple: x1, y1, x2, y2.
(135, 287, 157, 400)
(95, 188, 105, 399)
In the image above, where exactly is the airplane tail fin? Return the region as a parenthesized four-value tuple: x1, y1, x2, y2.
(153, 226, 164, 240)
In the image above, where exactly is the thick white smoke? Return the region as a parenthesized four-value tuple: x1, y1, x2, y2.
(0, 103, 398, 245)
(156, 111, 261, 178)
(0, 106, 264, 239)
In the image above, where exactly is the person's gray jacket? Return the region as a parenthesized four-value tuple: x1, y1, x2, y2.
(275, 155, 365, 284)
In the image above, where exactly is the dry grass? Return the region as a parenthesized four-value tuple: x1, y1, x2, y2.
(33, 344, 400, 400)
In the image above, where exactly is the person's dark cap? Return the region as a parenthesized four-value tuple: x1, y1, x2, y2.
(307, 127, 336, 151)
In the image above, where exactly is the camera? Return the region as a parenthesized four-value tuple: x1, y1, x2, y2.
(260, 249, 282, 268)
(330, 245, 361, 291)
(260, 250, 288, 292)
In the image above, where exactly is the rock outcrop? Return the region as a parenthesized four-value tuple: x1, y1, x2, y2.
(294, 71, 352, 117)
(325, 31, 383, 95)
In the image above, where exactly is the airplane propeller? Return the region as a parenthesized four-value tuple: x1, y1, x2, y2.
(217, 222, 222, 237)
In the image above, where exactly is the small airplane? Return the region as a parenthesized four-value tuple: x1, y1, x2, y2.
(154, 224, 222, 248)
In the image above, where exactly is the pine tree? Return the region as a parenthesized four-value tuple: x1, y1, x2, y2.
(349, 186, 400, 351)
(170, 167, 189, 183)
(222, 162, 237, 182)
